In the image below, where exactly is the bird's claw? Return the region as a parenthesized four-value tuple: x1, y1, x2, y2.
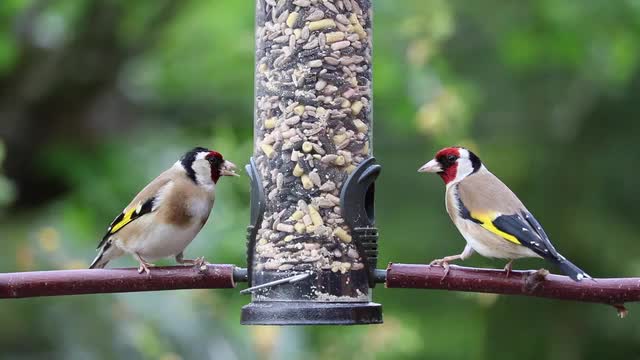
(194, 256, 208, 273)
(429, 258, 451, 281)
(503, 260, 514, 278)
(137, 262, 155, 275)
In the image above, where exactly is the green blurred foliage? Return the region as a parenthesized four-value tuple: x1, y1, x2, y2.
(1, 0, 640, 359)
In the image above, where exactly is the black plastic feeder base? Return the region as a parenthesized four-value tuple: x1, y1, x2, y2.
(240, 301, 383, 325)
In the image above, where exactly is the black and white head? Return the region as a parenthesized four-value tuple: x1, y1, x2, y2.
(180, 147, 238, 186)
(418, 146, 483, 186)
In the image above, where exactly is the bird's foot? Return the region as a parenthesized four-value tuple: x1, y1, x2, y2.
(429, 257, 458, 280)
(194, 256, 208, 273)
(524, 268, 549, 292)
(176, 255, 208, 272)
(137, 261, 155, 275)
(503, 260, 514, 278)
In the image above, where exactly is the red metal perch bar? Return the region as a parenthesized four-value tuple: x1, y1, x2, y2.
(0, 264, 238, 298)
(385, 263, 640, 306)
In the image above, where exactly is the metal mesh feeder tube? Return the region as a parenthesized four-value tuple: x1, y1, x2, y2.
(241, 0, 380, 325)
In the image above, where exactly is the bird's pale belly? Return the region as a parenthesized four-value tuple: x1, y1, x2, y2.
(455, 219, 539, 260)
(118, 220, 203, 261)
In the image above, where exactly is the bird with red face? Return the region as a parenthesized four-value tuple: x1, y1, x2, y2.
(419, 146, 589, 281)
(90, 147, 239, 274)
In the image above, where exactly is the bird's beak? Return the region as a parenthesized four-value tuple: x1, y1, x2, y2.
(220, 161, 240, 177)
(418, 159, 442, 173)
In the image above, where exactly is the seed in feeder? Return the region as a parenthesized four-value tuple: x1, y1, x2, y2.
(265, 260, 283, 270)
(308, 171, 322, 187)
(290, 210, 305, 221)
(347, 248, 359, 259)
(260, 143, 275, 158)
(351, 100, 364, 115)
(345, 164, 357, 174)
(333, 133, 347, 145)
(324, 56, 339, 65)
(331, 40, 350, 51)
(293, 0, 311, 6)
(297, 200, 309, 213)
(303, 215, 313, 226)
(316, 197, 334, 208)
(286, 12, 299, 28)
(341, 99, 351, 108)
(325, 31, 346, 43)
(349, 14, 367, 39)
(308, 59, 323, 68)
(360, 141, 369, 155)
(308, 19, 336, 31)
(306, 9, 325, 21)
(281, 128, 297, 139)
(336, 14, 350, 25)
(333, 227, 352, 243)
(285, 116, 301, 125)
(293, 105, 305, 115)
(302, 141, 314, 153)
(321, 154, 338, 164)
(279, 264, 294, 271)
(293, 163, 304, 177)
(334, 155, 345, 166)
(306, 225, 316, 233)
(284, 235, 294, 242)
(308, 206, 324, 226)
(339, 262, 352, 273)
(276, 223, 295, 233)
(319, 181, 336, 192)
(294, 222, 307, 234)
(301, 174, 314, 189)
(326, 193, 341, 205)
(342, 88, 356, 99)
(353, 118, 367, 132)
(315, 79, 327, 91)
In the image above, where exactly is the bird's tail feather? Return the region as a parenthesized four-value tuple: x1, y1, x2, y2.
(89, 239, 120, 269)
(554, 257, 590, 281)
(89, 252, 109, 269)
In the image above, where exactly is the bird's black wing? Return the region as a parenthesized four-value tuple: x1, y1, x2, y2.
(491, 211, 562, 259)
(96, 196, 156, 249)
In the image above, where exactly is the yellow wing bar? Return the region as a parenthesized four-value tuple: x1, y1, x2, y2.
(471, 212, 522, 245)
(108, 206, 139, 234)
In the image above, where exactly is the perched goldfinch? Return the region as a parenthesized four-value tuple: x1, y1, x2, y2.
(90, 147, 239, 274)
(418, 146, 589, 281)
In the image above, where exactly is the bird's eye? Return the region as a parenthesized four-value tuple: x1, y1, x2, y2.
(447, 155, 457, 162)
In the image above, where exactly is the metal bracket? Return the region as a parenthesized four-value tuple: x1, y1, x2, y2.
(340, 157, 382, 288)
(245, 157, 266, 287)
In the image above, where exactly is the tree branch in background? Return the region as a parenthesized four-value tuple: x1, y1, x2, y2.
(0, 264, 237, 298)
(385, 263, 640, 318)
(1, 262, 639, 319)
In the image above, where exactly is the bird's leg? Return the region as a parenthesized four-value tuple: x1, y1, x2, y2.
(503, 259, 514, 277)
(134, 253, 155, 275)
(175, 252, 207, 268)
(429, 245, 474, 279)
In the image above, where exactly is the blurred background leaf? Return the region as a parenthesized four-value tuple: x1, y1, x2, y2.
(1, 0, 640, 359)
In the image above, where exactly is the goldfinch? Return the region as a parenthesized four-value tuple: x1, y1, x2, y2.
(90, 147, 239, 274)
(418, 146, 590, 281)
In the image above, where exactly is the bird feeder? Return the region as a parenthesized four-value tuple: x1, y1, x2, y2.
(241, 0, 381, 325)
